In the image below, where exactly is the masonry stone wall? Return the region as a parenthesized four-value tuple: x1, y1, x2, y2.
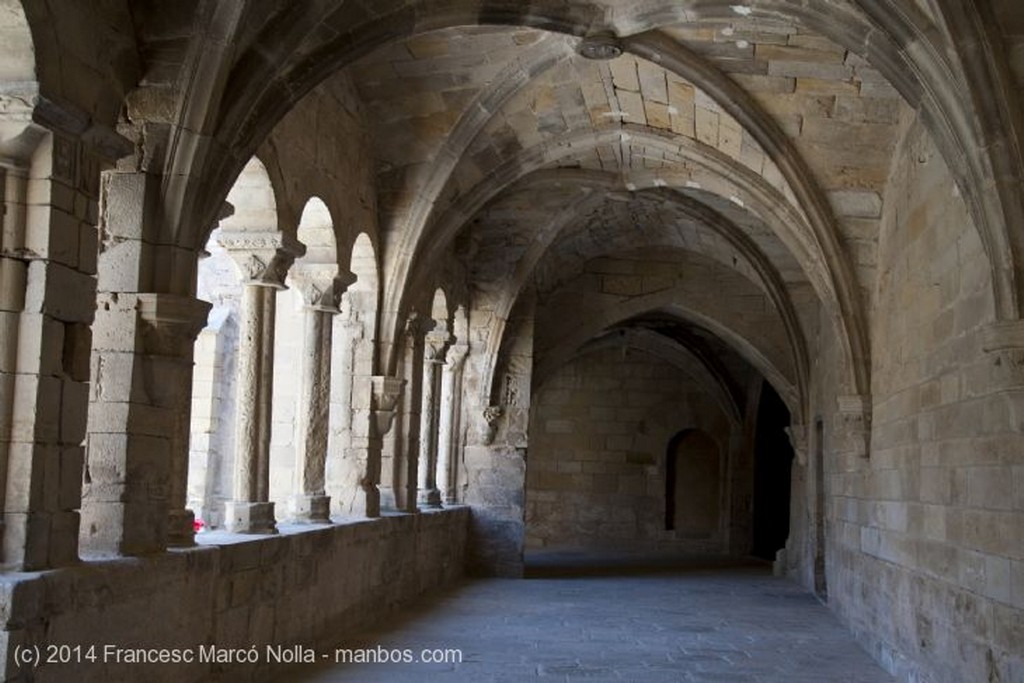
(812, 113, 1024, 683)
(526, 346, 735, 553)
(0, 508, 469, 683)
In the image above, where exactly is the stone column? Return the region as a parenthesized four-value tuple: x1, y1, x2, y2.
(363, 376, 404, 517)
(220, 233, 298, 533)
(381, 313, 425, 513)
(287, 267, 346, 523)
(436, 343, 468, 505)
(326, 314, 361, 515)
(135, 294, 214, 547)
(417, 331, 448, 508)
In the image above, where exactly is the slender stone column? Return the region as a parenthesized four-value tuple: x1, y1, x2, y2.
(364, 376, 404, 517)
(384, 313, 425, 513)
(326, 314, 360, 515)
(417, 331, 448, 508)
(288, 267, 347, 523)
(135, 294, 214, 547)
(436, 343, 468, 505)
(221, 234, 298, 533)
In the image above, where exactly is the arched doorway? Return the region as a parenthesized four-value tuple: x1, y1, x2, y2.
(751, 381, 794, 561)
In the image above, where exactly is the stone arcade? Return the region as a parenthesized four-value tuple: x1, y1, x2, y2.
(0, 1, 1021, 682)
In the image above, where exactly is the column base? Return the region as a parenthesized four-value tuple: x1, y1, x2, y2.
(363, 484, 381, 518)
(417, 488, 442, 509)
(224, 501, 277, 534)
(289, 494, 331, 523)
(378, 486, 397, 513)
(167, 509, 196, 547)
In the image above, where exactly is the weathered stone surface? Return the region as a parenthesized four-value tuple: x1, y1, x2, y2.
(0, 509, 468, 682)
(0, 6, 1021, 683)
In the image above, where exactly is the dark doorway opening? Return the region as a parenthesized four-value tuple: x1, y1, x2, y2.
(751, 381, 794, 561)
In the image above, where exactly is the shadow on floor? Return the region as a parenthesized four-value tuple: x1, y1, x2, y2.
(524, 549, 771, 579)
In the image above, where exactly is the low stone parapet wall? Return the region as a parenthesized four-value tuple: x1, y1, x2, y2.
(0, 507, 469, 682)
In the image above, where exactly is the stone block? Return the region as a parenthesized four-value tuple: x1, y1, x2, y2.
(90, 294, 141, 352)
(3, 443, 48, 511)
(47, 509, 80, 567)
(10, 374, 61, 443)
(58, 446, 85, 510)
(101, 173, 150, 241)
(60, 379, 90, 443)
(0, 259, 28, 312)
(829, 190, 882, 219)
(15, 312, 65, 376)
(795, 77, 859, 95)
(637, 60, 668, 103)
(96, 237, 144, 293)
(62, 322, 93, 381)
(643, 100, 671, 130)
(78, 223, 98, 275)
(733, 73, 796, 94)
(967, 467, 1014, 511)
(609, 57, 639, 92)
(695, 105, 719, 146)
(90, 351, 140, 403)
(24, 203, 81, 269)
(23, 260, 96, 323)
(768, 60, 852, 80)
(224, 501, 278, 534)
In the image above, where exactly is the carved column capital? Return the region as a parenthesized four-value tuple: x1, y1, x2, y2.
(424, 330, 451, 363)
(482, 405, 504, 445)
(445, 343, 470, 370)
(290, 263, 341, 311)
(218, 230, 303, 288)
(403, 311, 430, 342)
(31, 94, 135, 164)
(136, 293, 212, 357)
(370, 375, 405, 437)
(370, 374, 405, 438)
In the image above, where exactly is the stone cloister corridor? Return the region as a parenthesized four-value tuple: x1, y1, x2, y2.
(0, 1, 1022, 682)
(287, 553, 896, 683)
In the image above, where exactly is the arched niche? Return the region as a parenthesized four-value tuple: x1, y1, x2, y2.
(665, 429, 722, 538)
